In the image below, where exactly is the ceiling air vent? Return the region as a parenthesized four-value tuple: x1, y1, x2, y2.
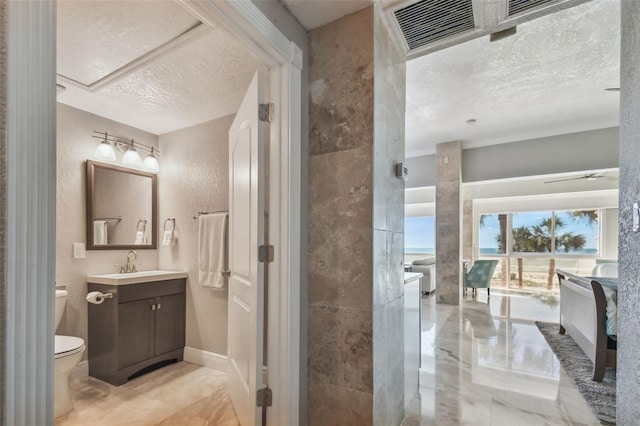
(507, 0, 555, 17)
(393, 0, 476, 51)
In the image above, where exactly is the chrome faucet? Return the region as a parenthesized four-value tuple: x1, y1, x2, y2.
(121, 250, 138, 273)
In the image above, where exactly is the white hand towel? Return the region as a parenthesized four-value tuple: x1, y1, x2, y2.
(198, 213, 228, 288)
(134, 230, 145, 245)
(162, 230, 176, 246)
(93, 220, 108, 245)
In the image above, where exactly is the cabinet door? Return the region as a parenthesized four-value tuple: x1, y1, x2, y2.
(154, 293, 185, 356)
(118, 298, 155, 369)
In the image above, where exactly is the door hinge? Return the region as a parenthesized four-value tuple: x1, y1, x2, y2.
(258, 245, 274, 263)
(256, 387, 272, 407)
(259, 103, 275, 122)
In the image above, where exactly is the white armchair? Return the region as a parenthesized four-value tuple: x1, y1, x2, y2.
(411, 257, 436, 295)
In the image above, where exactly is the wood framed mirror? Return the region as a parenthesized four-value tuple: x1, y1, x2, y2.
(86, 160, 158, 249)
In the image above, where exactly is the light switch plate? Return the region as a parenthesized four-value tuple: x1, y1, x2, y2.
(634, 202, 640, 232)
(73, 243, 86, 259)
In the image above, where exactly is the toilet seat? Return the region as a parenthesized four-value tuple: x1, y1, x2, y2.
(55, 335, 85, 359)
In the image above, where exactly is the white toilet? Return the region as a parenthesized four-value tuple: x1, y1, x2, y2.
(55, 289, 85, 417)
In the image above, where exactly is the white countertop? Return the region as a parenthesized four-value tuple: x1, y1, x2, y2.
(404, 272, 423, 284)
(87, 270, 188, 286)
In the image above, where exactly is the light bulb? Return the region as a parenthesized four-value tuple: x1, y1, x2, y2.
(94, 140, 116, 161)
(122, 147, 142, 166)
(142, 151, 160, 173)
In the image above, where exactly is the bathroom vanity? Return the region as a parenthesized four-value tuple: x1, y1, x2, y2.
(87, 271, 188, 386)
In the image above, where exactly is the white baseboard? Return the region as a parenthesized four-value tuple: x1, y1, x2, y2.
(183, 347, 268, 383)
(70, 360, 89, 381)
(183, 347, 228, 373)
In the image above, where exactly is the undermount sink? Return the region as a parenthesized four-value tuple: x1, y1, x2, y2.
(87, 270, 188, 286)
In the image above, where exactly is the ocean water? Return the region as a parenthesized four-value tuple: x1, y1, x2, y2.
(405, 247, 598, 255)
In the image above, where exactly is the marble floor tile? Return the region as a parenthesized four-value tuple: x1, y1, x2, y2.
(407, 290, 601, 425)
(55, 362, 238, 426)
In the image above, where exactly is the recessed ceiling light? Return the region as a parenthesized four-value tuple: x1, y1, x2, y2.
(466, 119, 477, 125)
(605, 88, 620, 92)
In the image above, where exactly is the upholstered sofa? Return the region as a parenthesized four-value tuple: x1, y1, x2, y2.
(411, 257, 436, 295)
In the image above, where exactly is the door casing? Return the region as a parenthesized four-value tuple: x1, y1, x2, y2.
(4, 1, 302, 425)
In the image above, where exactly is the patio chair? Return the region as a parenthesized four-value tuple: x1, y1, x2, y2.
(464, 260, 499, 296)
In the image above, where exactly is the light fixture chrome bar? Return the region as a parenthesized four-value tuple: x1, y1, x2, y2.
(92, 130, 160, 156)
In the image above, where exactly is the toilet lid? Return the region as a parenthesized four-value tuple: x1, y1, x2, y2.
(55, 335, 85, 359)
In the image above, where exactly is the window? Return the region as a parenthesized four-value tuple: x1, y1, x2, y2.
(479, 209, 600, 256)
(554, 210, 599, 254)
(405, 216, 435, 256)
(479, 214, 506, 255)
(512, 211, 553, 253)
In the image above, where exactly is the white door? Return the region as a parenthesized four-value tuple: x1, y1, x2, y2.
(228, 70, 266, 426)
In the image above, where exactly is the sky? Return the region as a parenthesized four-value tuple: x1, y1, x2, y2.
(405, 210, 599, 252)
(405, 216, 435, 249)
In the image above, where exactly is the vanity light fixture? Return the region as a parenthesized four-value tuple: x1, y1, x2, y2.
(92, 131, 160, 172)
(94, 132, 117, 161)
(142, 147, 160, 172)
(122, 139, 142, 167)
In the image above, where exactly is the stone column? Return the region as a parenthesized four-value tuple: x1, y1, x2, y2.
(307, 6, 406, 425)
(462, 199, 473, 262)
(617, 0, 640, 422)
(435, 141, 462, 305)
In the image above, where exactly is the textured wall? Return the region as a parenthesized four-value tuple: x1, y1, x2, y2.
(617, 1, 640, 422)
(405, 127, 619, 189)
(56, 104, 159, 355)
(157, 115, 233, 355)
(307, 7, 375, 424)
(372, 6, 406, 426)
(435, 141, 462, 305)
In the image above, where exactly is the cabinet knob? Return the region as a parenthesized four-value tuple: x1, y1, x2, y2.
(157, 303, 162, 310)
(151, 304, 156, 311)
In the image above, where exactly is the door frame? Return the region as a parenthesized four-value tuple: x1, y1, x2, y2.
(4, 1, 302, 424)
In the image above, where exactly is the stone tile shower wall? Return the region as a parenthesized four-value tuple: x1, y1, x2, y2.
(372, 7, 406, 426)
(308, 8, 375, 423)
(307, 6, 406, 425)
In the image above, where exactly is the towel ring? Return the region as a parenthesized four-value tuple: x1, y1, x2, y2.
(164, 218, 175, 232)
(137, 219, 147, 232)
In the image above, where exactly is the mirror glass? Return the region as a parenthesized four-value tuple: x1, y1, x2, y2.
(86, 160, 157, 249)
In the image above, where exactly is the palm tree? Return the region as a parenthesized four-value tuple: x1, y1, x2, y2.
(571, 210, 598, 225)
(498, 214, 508, 286)
(529, 216, 556, 289)
(496, 225, 533, 287)
(530, 215, 588, 289)
(512, 226, 535, 287)
(498, 214, 588, 290)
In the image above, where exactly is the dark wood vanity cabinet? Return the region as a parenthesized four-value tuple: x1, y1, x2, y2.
(88, 278, 186, 386)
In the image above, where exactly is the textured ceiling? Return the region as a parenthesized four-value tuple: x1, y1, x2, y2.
(281, 0, 403, 30)
(405, 0, 621, 157)
(281, 0, 373, 29)
(57, 1, 260, 135)
(58, 1, 200, 86)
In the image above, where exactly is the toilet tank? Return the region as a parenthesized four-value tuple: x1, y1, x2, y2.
(55, 289, 68, 330)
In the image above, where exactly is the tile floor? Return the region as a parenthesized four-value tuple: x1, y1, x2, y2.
(55, 361, 239, 426)
(405, 290, 601, 425)
(58, 290, 599, 425)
